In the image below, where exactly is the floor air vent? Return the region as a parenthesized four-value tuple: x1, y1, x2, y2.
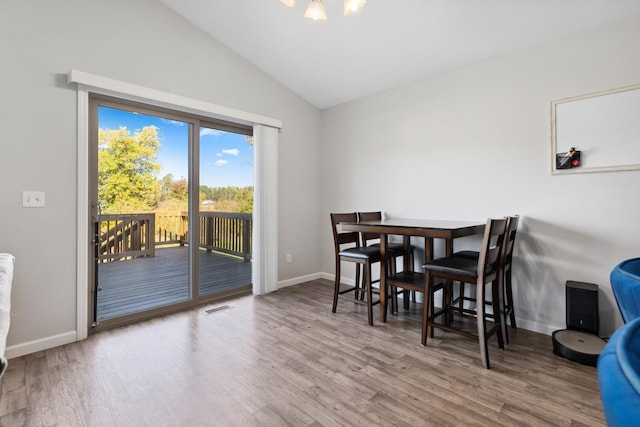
(204, 305, 231, 314)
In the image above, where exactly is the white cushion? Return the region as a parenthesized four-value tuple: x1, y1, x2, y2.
(0, 253, 14, 377)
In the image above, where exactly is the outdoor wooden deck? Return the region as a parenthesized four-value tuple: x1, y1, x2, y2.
(97, 246, 251, 320)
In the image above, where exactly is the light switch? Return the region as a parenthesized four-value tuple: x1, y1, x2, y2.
(23, 191, 45, 208)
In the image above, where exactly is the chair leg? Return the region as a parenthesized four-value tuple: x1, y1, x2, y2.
(497, 267, 509, 345)
(364, 262, 373, 326)
(387, 256, 398, 314)
(421, 294, 430, 346)
(476, 279, 490, 369)
(423, 272, 433, 344)
(408, 250, 416, 305)
(505, 266, 516, 329)
(332, 260, 341, 313)
(355, 263, 363, 301)
(430, 286, 438, 338)
(445, 281, 454, 325)
(391, 286, 398, 314)
(458, 282, 465, 314)
(492, 278, 505, 350)
(393, 255, 415, 310)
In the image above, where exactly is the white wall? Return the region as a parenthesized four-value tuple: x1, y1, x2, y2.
(320, 16, 640, 337)
(0, 0, 321, 355)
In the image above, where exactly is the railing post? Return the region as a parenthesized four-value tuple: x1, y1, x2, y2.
(149, 213, 156, 258)
(243, 215, 252, 262)
(208, 215, 214, 252)
(180, 211, 188, 246)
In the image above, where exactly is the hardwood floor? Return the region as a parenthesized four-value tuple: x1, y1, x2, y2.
(0, 279, 604, 426)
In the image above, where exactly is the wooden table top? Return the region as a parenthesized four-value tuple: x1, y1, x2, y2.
(340, 218, 485, 239)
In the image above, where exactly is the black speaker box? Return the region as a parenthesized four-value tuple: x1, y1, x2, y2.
(565, 280, 599, 335)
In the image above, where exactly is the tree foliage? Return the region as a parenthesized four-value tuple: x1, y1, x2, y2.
(98, 126, 161, 213)
(98, 126, 253, 214)
(200, 185, 253, 213)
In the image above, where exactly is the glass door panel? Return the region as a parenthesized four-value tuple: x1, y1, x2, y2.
(95, 105, 191, 321)
(198, 126, 253, 296)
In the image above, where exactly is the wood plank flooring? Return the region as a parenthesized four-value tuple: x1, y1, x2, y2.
(0, 279, 605, 426)
(97, 246, 251, 320)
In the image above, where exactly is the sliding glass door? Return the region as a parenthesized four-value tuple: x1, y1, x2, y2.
(89, 96, 252, 328)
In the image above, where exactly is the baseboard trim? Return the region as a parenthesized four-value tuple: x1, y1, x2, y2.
(278, 272, 326, 288)
(278, 272, 358, 288)
(515, 318, 562, 336)
(5, 331, 77, 360)
(316, 273, 355, 286)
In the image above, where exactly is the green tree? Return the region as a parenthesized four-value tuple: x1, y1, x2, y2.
(169, 178, 188, 201)
(198, 184, 253, 213)
(159, 173, 174, 202)
(98, 126, 161, 213)
(238, 191, 253, 213)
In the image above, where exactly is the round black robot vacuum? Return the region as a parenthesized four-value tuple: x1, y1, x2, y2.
(552, 329, 606, 367)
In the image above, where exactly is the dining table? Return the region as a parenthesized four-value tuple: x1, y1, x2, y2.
(340, 218, 486, 322)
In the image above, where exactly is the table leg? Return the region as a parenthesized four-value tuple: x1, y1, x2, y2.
(380, 233, 388, 323)
(424, 237, 435, 336)
(403, 236, 410, 272)
(445, 238, 454, 325)
(424, 237, 433, 262)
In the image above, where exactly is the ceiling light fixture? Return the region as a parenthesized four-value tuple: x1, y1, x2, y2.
(280, 0, 366, 20)
(344, 0, 366, 15)
(304, 0, 327, 20)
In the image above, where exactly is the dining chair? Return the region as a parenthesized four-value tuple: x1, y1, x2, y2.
(422, 217, 508, 369)
(453, 215, 520, 343)
(330, 212, 381, 326)
(357, 211, 414, 264)
(384, 249, 446, 337)
(357, 211, 415, 310)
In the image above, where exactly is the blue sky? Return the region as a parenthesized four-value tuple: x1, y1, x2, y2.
(98, 106, 254, 188)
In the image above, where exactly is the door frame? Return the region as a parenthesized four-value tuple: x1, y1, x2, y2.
(72, 70, 281, 340)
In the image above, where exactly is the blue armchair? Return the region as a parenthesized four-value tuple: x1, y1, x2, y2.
(598, 317, 640, 427)
(610, 258, 640, 323)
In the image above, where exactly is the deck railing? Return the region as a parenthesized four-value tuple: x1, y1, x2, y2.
(98, 214, 155, 262)
(200, 212, 252, 261)
(156, 212, 188, 246)
(98, 211, 252, 263)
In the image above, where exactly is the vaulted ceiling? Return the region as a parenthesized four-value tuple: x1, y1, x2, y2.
(160, 0, 640, 109)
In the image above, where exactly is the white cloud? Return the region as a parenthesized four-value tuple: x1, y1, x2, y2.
(201, 128, 222, 138)
(222, 148, 239, 156)
(215, 159, 228, 166)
